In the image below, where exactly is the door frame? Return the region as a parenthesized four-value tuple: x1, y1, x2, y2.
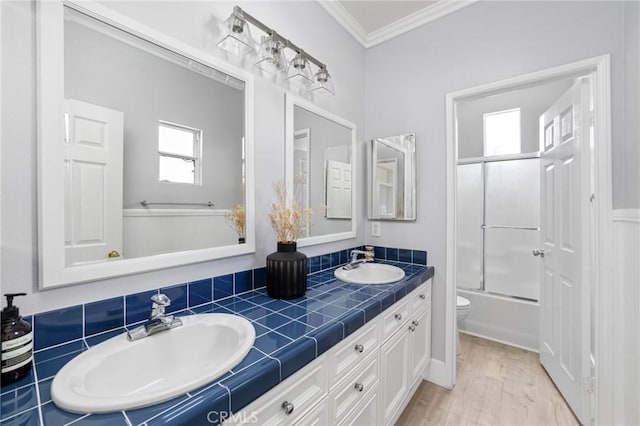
(443, 55, 613, 423)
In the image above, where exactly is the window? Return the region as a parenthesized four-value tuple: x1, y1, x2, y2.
(158, 121, 202, 184)
(483, 108, 521, 156)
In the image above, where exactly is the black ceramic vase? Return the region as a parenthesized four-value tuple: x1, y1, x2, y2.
(266, 242, 307, 299)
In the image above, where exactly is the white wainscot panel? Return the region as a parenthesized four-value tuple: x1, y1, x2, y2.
(123, 209, 237, 259)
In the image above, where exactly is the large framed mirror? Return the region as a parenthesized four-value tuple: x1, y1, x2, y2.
(368, 133, 417, 220)
(37, 1, 255, 288)
(285, 94, 356, 246)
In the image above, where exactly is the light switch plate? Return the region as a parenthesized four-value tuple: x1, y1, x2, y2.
(371, 221, 381, 237)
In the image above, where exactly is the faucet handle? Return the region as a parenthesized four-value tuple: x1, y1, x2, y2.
(151, 294, 171, 307)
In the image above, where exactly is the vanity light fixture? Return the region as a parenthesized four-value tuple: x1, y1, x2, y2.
(218, 6, 334, 96)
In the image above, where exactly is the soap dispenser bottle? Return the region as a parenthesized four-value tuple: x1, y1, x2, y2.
(1, 293, 33, 385)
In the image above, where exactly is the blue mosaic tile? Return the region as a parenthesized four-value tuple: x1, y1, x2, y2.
(240, 305, 274, 321)
(399, 249, 412, 263)
(234, 270, 253, 294)
(330, 251, 340, 268)
(35, 346, 86, 380)
(253, 267, 266, 289)
(278, 304, 312, 320)
(374, 246, 386, 260)
(330, 297, 364, 310)
(147, 384, 229, 426)
(42, 401, 86, 424)
(126, 289, 159, 325)
(214, 274, 234, 300)
(34, 305, 83, 350)
(413, 250, 427, 265)
(320, 254, 331, 270)
(274, 320, 315, 340)
(339, 310, 365, 337)
(245, 293, 272, 305)
(38, 378, 52, 403)
(378, 290, 396, 311)
(34, 339, 84, 364)
(295, 298, 328, 312)
(71, 412, 130, 425)
(252, 322, 271, 337)
(126, 394, 189, 425)
(386, 247, 399, 261)
(85, 328, 125, 347)
(0, 407, 40, 425)
(161, 284, 187, 314)
(308, 256, 321, 273)
(188, 278, 213, 307)
(253, 331, 293, 354)
(392, 284, 408, 300)
(362, 299, 382, 322)
(312, 304, 349, 319)
(216, 297, 257, 314)
(0, 367, 35, 394)
(339, 249, 349, 265)
(309, 321, 343, 355)
(85, 296, 124, 336)
(0, 384, 38, 421)
(271, 337, 316, 381)
(252, 313, 291, 330)
(190, 303, 231, 315)
(222, 358, 280, 413)
(297, 311, 335, 328)
(230, 347, 266, 373)
(261, 299, 293, 312)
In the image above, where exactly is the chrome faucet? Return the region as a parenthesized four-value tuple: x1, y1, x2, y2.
(126, 294, 183, 341)
(343, 249, 374, 270)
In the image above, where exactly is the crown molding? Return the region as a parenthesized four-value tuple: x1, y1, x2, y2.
(318, 0, 479, 49)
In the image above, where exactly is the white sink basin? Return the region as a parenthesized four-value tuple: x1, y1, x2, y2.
(334, 263, 405, 285)
(52, 313, 255, 413)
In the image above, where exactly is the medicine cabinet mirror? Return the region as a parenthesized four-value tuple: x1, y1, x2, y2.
(368, 133, 417, 220)
(285, 94, 357, 246)
(37, 1, 255, 288)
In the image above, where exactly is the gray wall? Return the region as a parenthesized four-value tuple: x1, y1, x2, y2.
(1, 0, 366, 315)
(65, 20, 244, 209)
(365, 0, 636, 363)
(457, 79, 574, 158)
(295, 106, 352, 236)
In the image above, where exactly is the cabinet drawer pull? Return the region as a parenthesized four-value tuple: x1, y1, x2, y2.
(281, 401, 294, 415)
(409, 325, 416, 332)
(354, 382, 364, 392)
(412, 320, 419, 327)
(354, 344, 364, 353)
(419, 293, 426, 300)
(395, 313, 403, 321)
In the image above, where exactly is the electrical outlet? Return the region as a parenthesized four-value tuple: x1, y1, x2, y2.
(371, 221, 381, 237)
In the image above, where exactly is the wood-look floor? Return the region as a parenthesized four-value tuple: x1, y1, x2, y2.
(397, 333, 580, 426)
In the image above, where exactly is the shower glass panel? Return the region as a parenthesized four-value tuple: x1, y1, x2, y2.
(484, 228, 539, 300)
(456, 163, 483, 290)
(485, 159, 540, 227)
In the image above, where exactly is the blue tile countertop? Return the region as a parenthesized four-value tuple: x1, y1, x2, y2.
(1, 261, 434, 426)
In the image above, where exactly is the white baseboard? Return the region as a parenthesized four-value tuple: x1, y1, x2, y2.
(459, 330, 539, 353)
(424, 359, 452, 389)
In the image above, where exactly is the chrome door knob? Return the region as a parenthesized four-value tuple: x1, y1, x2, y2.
(533, 249, 546, 257)
(281, 401, 294, 415)
(354, 344, 364, 353)
(354, 382, 364, 392)
(395, 313, 403, 321)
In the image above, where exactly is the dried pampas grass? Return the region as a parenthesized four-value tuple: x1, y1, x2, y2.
(225, 204, 246, 238)
(269, 180, 312, 243)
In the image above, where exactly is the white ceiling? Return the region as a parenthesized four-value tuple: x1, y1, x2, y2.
(319, 0, 477, 48)
(339, 1, 439, 33)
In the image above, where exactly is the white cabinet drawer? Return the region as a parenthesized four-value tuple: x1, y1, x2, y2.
(294, 397, 330, 426)
(328, 321, 379, 389)
(338, 387, 379, 426)
(380, 298, 409, 342)
(408, 279, 431, 314)
(225, 356, 327, 425)
(330, 353, 379, 423)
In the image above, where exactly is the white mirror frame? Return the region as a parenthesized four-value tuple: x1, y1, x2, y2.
(37, 0, 255, 288)
(285, 94, 357, 247)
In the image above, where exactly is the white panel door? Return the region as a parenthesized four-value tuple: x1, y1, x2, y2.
(325, 160, 351, 219)
(538, 78, 591, 424)
(64, 99, 124, 265)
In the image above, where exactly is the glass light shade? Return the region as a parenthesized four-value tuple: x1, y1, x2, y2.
(310, 68, 335, 96)
(255, 35, 286, 74)
(217, 14, 254, 57)
(285, 53, 313, 86)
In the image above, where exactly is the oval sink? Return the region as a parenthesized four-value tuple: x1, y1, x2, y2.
(52, 313, 255, 413)
(334, 263, 405, 285)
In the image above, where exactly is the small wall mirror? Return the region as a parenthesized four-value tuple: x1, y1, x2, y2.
(368, 133, 417, 220)
(285, 94, 356, 246)
(37, 1, 255, 287)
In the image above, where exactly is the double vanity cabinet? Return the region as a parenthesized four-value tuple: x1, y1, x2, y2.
(227, 279, 432, 426)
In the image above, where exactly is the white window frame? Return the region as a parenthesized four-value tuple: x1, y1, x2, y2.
(158, 120, 202, 185)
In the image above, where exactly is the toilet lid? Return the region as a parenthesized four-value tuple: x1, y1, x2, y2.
(457, 296, 470, 308)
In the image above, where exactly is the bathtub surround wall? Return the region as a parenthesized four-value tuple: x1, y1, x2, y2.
(0, 0, 366, 315)
(365, 0, 638, 372)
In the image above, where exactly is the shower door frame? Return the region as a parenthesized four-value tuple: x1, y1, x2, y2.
(443, 55, 613, 426)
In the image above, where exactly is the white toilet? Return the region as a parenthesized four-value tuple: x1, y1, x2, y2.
(456, 295, 471, 354)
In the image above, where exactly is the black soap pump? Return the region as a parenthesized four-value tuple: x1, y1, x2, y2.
(1, 293, 33, 386)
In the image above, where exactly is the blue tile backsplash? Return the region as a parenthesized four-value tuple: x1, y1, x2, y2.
(0, 245, 431, 426)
